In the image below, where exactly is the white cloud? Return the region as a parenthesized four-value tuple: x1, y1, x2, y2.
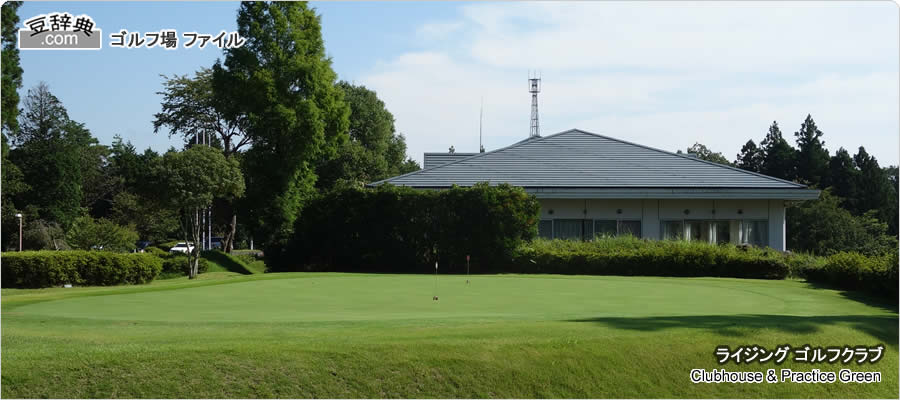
(361, 1, 899, 166)
(416, 21, 464, 40)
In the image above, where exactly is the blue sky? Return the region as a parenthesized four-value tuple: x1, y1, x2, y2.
(15, 1, 900, 166)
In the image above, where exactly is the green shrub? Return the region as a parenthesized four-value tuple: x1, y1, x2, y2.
(157, 240, 180, 251)
(66, 216, 139, 252)
(785, 252, 825, 279)
(143, 246, 168, 258)
(161, 253, 208, 277)
(508, 237, 789, 279)
(1, 251, 163, 288)
(271, 183, 540, 273)
(794, 251, 898, 299)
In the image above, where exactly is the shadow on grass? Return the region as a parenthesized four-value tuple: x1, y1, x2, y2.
(799, 280, 899, 314)
(201, 251, 253, 275)
(569, 314, 898, 343)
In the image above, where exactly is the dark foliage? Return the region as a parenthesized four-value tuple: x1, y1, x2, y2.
(268, 183, 540, 273)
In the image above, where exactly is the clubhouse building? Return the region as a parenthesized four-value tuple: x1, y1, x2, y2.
(371, 129, 820, 251)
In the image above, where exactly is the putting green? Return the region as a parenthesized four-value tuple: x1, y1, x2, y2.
(14, 274, 884, 322)
(3, 273, 897, 398)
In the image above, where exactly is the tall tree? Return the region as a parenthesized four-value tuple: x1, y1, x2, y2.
(852, 147, 895, 232)
(735, 139, 763, 173)
(158, 146, 244, 278)
(316, 81, 420, 189)
(823, 147, 858, 205)
(1, 134, 28, 250)
(759, 121, 796, 181)
(154, 68, 251, 252)
(9, 83, 88, 228)
(679, 142, 731, 165)
(214, 1, 350, 246)
(793, 114, 829, 186)
(105, 137, 179, 241)
(1, 1, 23, 135)
(883, 165, 899, 235)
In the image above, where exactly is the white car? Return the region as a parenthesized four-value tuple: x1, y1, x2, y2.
(169, 242, 195, 254)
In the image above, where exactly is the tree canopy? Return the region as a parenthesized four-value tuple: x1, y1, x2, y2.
(680, 142, 731, 165)
(158, 145, 244, 278)
(1, 1, 23, 135)
(316, 81, 420, 189)
(214, 2, 350, 245)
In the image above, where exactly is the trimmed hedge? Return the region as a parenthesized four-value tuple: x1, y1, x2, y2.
(1, 251, 163, 288)
(792, 251, 898, 299)
(269, 183, 541, 273)
(510, 237, 790, 279)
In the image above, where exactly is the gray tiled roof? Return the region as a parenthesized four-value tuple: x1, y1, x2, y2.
(372, 129, 807, 189)
(423, 153, 478, 169)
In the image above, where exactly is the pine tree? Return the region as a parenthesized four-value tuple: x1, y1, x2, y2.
(794, 114, 830, 187)
(853, 147, 893, 223)
(735, 139, 763, 172)
(759, 121, 796, 181)
(8, 83, 89, 228)
(824, 147, 858, 208)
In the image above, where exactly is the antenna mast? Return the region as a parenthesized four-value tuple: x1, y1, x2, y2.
(528, 71, 541, 138)
(479, 97, 485, 153)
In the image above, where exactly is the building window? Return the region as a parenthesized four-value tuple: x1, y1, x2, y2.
(661, 219, 766, 246)
(593, 219, 642, 239)
(555, 219, 584, 240)
(741, 220, 768, 247)
(713, 221, 733, 245)
(685, 220, 709, 242)
(618, 220, 642, 238)
(661, 220, 684, 240)
(538, 220, 553, 239)
(594, 220, 617, 238)
(555, 219, 593, 241)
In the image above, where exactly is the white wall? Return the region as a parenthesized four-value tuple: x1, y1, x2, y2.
(768, 199, 786, 251)
(536, 198, 787, 251)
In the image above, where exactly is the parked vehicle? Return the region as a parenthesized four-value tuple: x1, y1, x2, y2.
(211, 237, 224, 250)
(169, 242, 195, 254)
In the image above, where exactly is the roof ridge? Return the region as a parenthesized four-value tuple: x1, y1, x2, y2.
(369, 130, 577, 186)
(567, 129, 807, 188)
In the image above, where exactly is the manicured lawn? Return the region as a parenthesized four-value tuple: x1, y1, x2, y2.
(2, 273, 897, 398)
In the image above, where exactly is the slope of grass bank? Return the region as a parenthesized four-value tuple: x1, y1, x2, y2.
(2, 273, 896, 398)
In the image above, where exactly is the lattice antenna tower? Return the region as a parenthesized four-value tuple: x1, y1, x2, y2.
(529, 71, 541, 138)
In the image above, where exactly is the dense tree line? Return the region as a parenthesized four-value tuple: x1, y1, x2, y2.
(689, 115, 898, 256)
(0, 2, 420, 256)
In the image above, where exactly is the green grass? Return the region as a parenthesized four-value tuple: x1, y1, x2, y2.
(2, 273, 896, 398)
(201, 250, 265, 275)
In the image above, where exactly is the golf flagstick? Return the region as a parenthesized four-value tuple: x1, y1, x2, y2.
(433, 261, 438, 300)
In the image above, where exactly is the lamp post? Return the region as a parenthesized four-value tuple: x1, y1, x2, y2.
(15, 213, 23, 251)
